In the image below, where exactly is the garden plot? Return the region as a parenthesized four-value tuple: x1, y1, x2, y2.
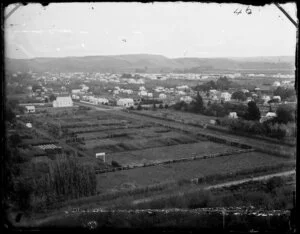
(107, 141, 237, 166)
(96, 152, 293, 193)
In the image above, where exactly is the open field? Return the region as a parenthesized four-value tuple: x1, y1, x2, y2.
(135, 109, 219, 126)
(96, 152, 294, 193)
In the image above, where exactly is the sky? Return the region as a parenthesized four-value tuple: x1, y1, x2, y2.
(4, 2, 297, 59)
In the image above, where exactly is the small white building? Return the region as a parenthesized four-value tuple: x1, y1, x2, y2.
(260, 112, 277, 123)
(273, 96, 281, 102)
(228, 112, 238, 119)
(159, 93, 167, 99)
(138, 90, 148, 96)
(147, 93, 153, 98)
(266, 112, 277, 118)
(117, 98, 134, 107)
(180, 96, 193, 104)
(71, 94, 80, 100)
(53, 96, 73, 108)
(72, 89, 81, 94)
(26, 123, 32, 128)
(220, 92, 231, 102)
(272, 81, 281, 87)
(25, 105, 35, 113)
(139, 86, 146, 91)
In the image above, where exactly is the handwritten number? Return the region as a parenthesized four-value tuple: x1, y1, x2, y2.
(234, 8, 242, 15)
(245, 6, 252, 15)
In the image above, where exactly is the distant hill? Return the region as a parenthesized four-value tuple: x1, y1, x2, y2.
(5, 54, 295, 73)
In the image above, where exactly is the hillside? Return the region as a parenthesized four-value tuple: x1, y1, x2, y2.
(5, 54, 295, 73)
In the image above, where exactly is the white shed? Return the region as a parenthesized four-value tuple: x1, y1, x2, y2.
(229, 112, 238, 119)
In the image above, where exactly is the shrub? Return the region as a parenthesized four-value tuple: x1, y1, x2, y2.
(111, 160, 122, 167)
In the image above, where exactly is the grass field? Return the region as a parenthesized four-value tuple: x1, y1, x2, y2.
(96, 152, 294, 193)
(107, 141, 238, 166)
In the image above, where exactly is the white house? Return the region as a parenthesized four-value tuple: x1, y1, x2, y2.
(272, 81, 281, 87)
(139, 86, 146, 91)
(53, 96, 73, 108)
(117, 98, 134, 107)
(228, 112, 238, 119)
(177, 91, 186, 95)
(220, 92, 231, 102)
(138, 90, 148, 96)
(273, 96, 281, 102)
(176, 85, 189, 90)
(71, 94, 80, 100)
(72, 89, 81, 94)
(25, 105, 35, 113)
(260, 112, 277, 123)
(147, 93, 153, 98)
(262, 95, 271, 104)
(159, 93, 167, 99)
(266, 112, 277, 118)
(241, 89, 249, 93)
(180, 96, 193, 104)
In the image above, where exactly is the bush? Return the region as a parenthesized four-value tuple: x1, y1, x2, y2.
(111, 160, 122, 167)
(265, 177, 285, 193)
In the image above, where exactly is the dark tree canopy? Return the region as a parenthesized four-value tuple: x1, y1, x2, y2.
(231, 91, 247, 101)
(244, 101, 261, 121)
(275, 104, 295, 124)
(274, 87, 296, 101)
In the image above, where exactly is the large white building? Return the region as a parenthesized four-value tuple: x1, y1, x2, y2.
(220, 92, 231, 102)
(117, 98, 134, 107)
(53, 96, 73, 108)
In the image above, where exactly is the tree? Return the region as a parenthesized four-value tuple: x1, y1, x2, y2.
(9, 134, 22, 146)
(49, 94, 57, 102)
(192, 91, 205, 113)
(231, 91, 247, 101)
(244, 101, 261, 121)
(136, 104, 142, 110)
(6, 106, 16, 123)
(216, 76, 231, 90)
(275, 104, 295, 124)
(274, 87, 296, 101)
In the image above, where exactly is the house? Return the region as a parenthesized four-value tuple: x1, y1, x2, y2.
(260, 112, 277, 123)
(138, 90, 148, 96)
(177, 90, 186, 95)
(273, 96, 281, 102)
(53, 96, 73, 108)
(176, 85, 189, 90)
(139, 86, 146, 91)
(25, 105, 35, 113)
(147, 93, 153, 98)
(26, 123, 32, 128)
(159, 93, 167, 99)
(272, 81, 281, 87)
(261, 95, 271, 104)
(228, 112, 238, 119)
(246, 97, 253, 102)
(71, 94, 80, 100)
(220, 92, 231, 102)
(117, 98, 134, 107)
(72, 89, 81, 94)
(180, 96, 193, 104)
(241, 89, 249, 93)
